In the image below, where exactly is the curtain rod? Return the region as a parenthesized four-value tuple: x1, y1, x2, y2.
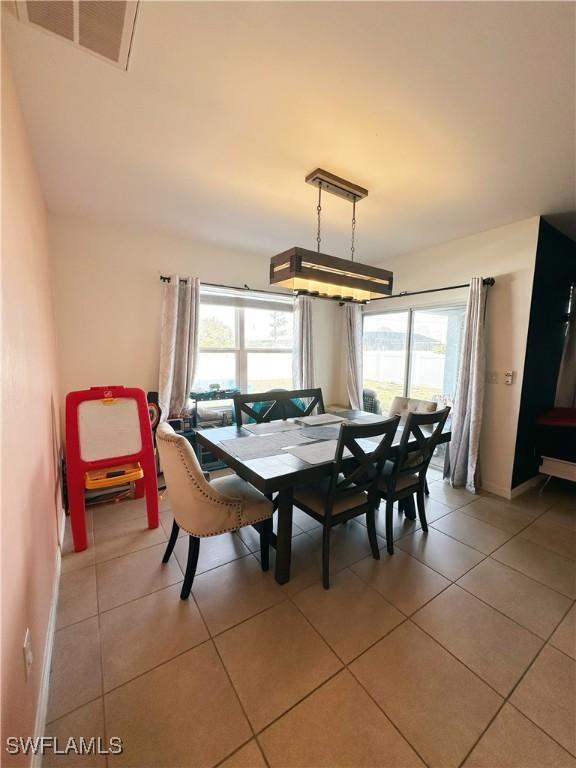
(159, 275, 292, 299)
(370, 277, 495, 302)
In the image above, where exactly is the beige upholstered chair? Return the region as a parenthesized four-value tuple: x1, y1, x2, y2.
(156, 422, 273, 599)
(389, 396, 438, 421)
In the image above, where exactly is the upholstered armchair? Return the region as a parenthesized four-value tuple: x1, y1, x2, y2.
(156, 422, 273, 599)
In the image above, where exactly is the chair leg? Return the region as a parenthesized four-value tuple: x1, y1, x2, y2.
(162, 519, 180, 563)
(424, 478, 430, 496)
(385, 498, 395, 555)
(259, 517, 272, 572)
(181, 536, 200, 600)
(322, 525, 331, 590)
(416, 489, 428, 532)
(366, 506, 380, 560)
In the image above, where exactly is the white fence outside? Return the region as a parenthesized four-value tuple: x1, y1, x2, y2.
(364, 350, 445, 389)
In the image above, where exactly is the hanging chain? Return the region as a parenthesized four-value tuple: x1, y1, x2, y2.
(350, 197, 357, 262)
(316, 183, 322, 253)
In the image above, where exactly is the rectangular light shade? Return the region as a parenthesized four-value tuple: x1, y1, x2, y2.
(270, 247, 393, 303)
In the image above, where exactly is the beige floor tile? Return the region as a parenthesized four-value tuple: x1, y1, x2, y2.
(549, 605, 576, 660)
(358, 504, 422, 541)
(96, 543, 182, 612)
(350, 621, 502, 768)
(44, 699, 106, 768)
(307, 519, 386, 573)
(61, 523, 96, 574)
(540, 505, 576, 531)
(520, 519, 576, 561)
(432, 510, 512, 554)
(459, 497, 539, 534)
(105, 642, 251, 767)
(252, 531, 323, 598)
(192, 555, 285, 635)
(492, 538, 576, 598)
(293, 568, 404, 662)
(100, 583, 209, 691)
(427, 481, 476, 510)
(259, 670, 424, 767)
(511, 645, 576, 756)
(56, 566, 98, 629)
(173, 531, 251, 576)
(397, 528, 485, 580)
(413, 585, 542, 695)
(291, 506, 322, 531)
(47, 617, 102, 722)
(457, 558, 572, 639)
(215, 601, 342, 731)
(159, 510, 186, 539)
(237, 522, 303, 553)
(93, 515, 166, 564)
(92, 498, 150, 532)
(220, 741, 267, 768)
(463, 703, 576, 768)
(351, 548, 450, 615)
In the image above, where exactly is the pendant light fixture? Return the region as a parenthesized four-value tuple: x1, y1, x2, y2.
(270, 169, 393, 303)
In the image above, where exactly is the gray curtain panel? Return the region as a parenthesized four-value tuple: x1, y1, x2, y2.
(345, 304, 363, 410)
(293, 295, 314, 388)
(159, 275, 200, 419)
(555, 296, 576, 408)
(447, 277, 487, 492)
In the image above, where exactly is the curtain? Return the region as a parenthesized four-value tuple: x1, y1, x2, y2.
(446, 277, 487, 492)
(555, 294, 576, 408)
(345, 304, 363, 410)
(293, 295, 314, 388)
(159, 276, 200, 420)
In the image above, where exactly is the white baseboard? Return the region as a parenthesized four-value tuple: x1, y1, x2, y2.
(510, 475, 541, 498)
(32, 511, 64, 768)
(479, 481, 512, 499)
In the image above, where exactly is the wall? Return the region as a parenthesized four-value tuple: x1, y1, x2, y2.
(512, 220, 576, 486)
(1, 51, 62, 760)
(49, 214, 341, 406)
(338, 217, 541, 497)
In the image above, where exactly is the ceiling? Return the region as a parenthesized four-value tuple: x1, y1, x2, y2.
(4, 1, 575, 263)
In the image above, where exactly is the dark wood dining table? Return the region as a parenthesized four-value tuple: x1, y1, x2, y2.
(196, 409, 451, 585)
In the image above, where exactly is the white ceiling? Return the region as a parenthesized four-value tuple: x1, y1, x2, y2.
(4, 1, 576, 262)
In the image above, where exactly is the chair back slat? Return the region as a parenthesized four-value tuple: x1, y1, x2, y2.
(233, 388, 325, 425)
(324, 416, 400, 516)
(391, 407, 451, 484)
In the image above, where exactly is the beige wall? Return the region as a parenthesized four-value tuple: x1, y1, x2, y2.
(1, 51, 62, 758)
(49, 214, 341, 407)
(342, 217, 540, 497)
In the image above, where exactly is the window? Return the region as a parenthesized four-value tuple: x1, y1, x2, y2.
(363, 305, 466, 466)
(193, 287, 293, 393)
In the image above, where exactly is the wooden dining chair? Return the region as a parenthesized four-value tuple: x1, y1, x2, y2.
(156, 422, 274, 599)
(377, 407, 451, 555)
(292, 416, 401, 589)
(233, 388, 325, 426)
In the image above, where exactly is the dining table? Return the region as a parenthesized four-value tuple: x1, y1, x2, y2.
(195, 408, 451, 585)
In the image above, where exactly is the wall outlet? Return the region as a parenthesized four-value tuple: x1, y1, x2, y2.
(504, 370, 514, 385)
(486, 370, 498, 384)
(23, 628, 33, 682)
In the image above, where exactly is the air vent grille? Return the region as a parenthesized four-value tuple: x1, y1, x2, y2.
(15, 0, 138, 70)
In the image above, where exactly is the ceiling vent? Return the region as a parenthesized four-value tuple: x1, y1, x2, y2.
(14, 1, 139, 70)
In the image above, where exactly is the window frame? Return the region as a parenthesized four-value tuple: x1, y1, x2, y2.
(196, 288, 294, 394)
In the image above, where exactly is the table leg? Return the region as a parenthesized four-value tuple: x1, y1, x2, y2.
(399, 496, 417, 520)
(274, 488, 293, 585)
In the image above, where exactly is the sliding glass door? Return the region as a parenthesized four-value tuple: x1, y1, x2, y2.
(362, 304, 466, 412)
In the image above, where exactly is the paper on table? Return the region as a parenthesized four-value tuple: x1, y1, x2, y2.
(300, 425, 342, 440)
(294, 414, 345, 426)
(242, 421, 302, 435)
(283, 440, 352, 464)
(220, 430, 312, 460)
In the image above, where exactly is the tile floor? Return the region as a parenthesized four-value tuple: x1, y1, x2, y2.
(46, 472, 576, 768)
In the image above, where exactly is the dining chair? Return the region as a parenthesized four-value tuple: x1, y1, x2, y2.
(156, 422, 274, 599)
(233, 388, 325, 426)
(292, 416, 401, 589)
(377, 407, 450, 555)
